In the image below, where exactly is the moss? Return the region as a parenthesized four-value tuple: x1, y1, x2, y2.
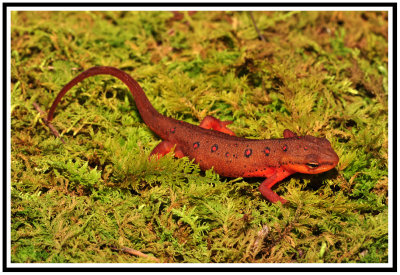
(11, 10, 388, 263)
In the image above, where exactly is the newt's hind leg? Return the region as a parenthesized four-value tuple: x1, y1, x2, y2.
(283, 129, 298, 138)
(150, 140, 185, 159)
(199, 115, 236, 136)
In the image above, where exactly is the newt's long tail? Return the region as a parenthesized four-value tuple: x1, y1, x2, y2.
(47, 66, 162, 126)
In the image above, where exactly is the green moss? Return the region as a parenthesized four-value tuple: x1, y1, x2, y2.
(11, 10, 388, 263)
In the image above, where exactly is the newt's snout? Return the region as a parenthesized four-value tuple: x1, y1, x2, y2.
(304, 144, 339, 174)
(282, 136, 339, 175)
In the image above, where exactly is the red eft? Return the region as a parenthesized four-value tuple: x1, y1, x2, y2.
(47, 66, 339, 204)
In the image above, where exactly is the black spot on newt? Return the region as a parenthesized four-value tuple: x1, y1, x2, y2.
(211, 144, 218, 152)
(244, 148, 252, 158)
(263, 147, 270, 156)
(282, 144, 288, 152)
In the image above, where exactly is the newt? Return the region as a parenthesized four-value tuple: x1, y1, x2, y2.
(47, 66, 339, 204)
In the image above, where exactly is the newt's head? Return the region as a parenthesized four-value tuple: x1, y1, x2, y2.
(281, 135, 339, 175)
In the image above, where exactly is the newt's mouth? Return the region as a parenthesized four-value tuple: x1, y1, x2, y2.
(284, 159, 338, 174)
(303, 151, 339, 173)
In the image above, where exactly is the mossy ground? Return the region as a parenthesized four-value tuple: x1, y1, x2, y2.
(11, 11, 388, 263)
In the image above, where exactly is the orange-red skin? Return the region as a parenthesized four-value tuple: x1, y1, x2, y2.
(47, 66, 339, 204)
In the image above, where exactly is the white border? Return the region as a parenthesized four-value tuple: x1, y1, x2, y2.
(5, 3, 394, 270)
(387, 2, 393, 267)
(7, 6, 392, 11)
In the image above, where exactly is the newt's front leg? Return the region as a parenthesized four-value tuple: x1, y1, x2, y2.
(258, 168, 294, 204)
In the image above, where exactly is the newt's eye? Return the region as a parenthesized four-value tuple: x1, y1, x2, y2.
(306, 162, 319, 169)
